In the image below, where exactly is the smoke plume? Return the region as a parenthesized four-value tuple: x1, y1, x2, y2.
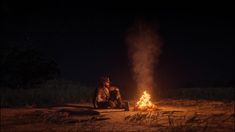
(126, 20, 162, 95)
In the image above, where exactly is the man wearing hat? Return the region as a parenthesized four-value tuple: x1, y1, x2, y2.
(93, 76, 126, 109)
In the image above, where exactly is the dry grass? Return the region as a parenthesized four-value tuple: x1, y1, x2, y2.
(125, 111, 234, 131)
(0, 80, 95, 107)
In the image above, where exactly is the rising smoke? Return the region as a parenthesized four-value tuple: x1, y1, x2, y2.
(126, 20, 162, 95)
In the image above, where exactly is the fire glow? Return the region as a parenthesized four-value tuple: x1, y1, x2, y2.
(135, 91, 156, 111)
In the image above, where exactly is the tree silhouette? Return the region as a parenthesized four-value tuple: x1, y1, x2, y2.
(0, 45, 60, 89)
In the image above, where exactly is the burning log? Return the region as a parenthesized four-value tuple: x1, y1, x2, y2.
(134, 91, 156, 111)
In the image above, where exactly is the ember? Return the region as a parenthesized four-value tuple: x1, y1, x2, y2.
(135, 91, 156, 111)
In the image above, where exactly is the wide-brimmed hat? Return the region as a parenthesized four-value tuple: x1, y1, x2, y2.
(99, 76, 110, 83)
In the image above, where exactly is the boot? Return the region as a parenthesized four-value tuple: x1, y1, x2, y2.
(123, 101, 130, 111)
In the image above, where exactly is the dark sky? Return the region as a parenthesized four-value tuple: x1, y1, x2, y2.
(1, 2, 234, 90)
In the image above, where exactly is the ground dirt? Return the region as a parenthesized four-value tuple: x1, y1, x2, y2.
(1, 100, 234, 132)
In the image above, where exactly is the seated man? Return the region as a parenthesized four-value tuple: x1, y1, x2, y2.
(93, 76, 123, 109)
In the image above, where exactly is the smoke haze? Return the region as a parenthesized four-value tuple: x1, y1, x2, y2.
(126, 20, 162, 95)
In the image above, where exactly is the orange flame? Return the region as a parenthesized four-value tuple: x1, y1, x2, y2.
(135, 91, 156, 111)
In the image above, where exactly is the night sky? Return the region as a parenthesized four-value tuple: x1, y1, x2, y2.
(1, 2, 234, 90)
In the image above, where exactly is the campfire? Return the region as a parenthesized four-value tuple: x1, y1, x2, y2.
(134, 91, 156, 111)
